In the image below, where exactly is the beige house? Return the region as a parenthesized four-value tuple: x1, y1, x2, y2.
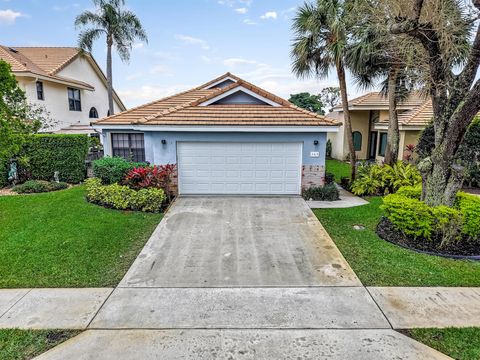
(327, 92, 432, 162)
(0, 46, 126, 132)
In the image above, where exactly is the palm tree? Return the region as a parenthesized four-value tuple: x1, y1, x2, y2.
(75, 0, 147, 115)
(291, 0, 357, 180)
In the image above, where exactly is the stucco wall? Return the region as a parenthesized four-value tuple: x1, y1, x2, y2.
(16, 56, 122, 131)
(328, 110, 370, 160)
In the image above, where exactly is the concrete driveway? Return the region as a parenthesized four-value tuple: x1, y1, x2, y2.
(120, 196, 360, 287)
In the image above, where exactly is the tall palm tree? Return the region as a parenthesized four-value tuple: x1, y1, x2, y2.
(75, 0, 147, 115)
(291, 0, 357, 180)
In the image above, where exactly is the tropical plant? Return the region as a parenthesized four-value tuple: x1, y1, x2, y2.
(123, 164, 176, 200)
(75, 0, 147, 115)
(302, 183, 340, 201)
(291, 0, 357, 180)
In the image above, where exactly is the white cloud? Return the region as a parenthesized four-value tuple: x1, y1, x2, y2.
(174, 34, 210, 50)
(0, 9, 25, 25)
(243, 18, 256, 25)
(132, 42, 144, 50)
(223, 57, 257, 67)
(52, 3, 79, 12)
(260, 11, 277, 20)
(149, 64, 173, 76)
(235, 7, 247, 14)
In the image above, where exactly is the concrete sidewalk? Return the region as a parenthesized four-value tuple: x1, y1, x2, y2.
(307, 185, 369, 209)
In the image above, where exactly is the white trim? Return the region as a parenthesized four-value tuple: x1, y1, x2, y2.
(93, 124, 339, 133)
(332, 105, 417, 111)
(15, 72, 94, 91)
(373, 124, 425, 131)
(199, 86, 282, 107)
(202, 76, 237, 89)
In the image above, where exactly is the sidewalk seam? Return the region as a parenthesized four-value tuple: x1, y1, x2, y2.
(0, 289, 32, 320)
(364, 286, 394, 329)
(85, 288, 116, 329)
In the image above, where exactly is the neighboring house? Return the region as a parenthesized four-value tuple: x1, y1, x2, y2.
(327, 92, 432, 162)
(93, 73, 339, 195)
(0, 46, 126, 132)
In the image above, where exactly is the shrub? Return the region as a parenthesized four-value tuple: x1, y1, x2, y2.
(351, 161, 421, 196)
(20, 134, 89, 183)
(326, 139, 332, 158)
(324, 172, 335, 185)
(0, 160, 7, 188)
(456, 192, 480, 238)
(12, 180, 68, 194)
(92, 157, 147, 185)
(396, 185, 422, 199)
(85, 178, 165, 212)
(302, 183, 340, 201)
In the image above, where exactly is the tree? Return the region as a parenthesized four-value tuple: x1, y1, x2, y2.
(346, 1, 424, 165)
(389, 0, 480, 206)
(75, 0, 147, 115)
(319, 87, 340, 112)
(291, 0, 357, 180)
(288, 92, 325, 114)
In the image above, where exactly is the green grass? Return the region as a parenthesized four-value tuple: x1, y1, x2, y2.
(0, 186, 162, 288)
(326, 159, 351, 183)
(313, 197, 480, 286)
(0, 329, 80, 360)
(405, 328, 480, 360)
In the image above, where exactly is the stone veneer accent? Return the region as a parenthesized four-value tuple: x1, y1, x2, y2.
(302, 164, 325, 189)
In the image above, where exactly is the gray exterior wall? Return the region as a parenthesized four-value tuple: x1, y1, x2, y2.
(102, 130, 327, 167)
(213, 92, 268, 105)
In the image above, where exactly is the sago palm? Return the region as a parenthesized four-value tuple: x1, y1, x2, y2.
(291, 0, 357, 180)
(75, 0, 147, 115)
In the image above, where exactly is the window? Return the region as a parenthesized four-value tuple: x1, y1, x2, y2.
(89, 107, 98, 118)
(111, 133, 145, 162)
(352, 131, 362, 151)
(68, 88, 81, 111)
(378, 132, 388, 157)
(36, 81, 44, 100)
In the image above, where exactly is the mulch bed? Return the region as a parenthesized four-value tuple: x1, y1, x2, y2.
(376, 217, 480, 258)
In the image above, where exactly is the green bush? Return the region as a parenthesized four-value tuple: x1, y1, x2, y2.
(456, 192, 480, 238)
(20, 134, 89, 183)
(382, 191, 480, 241)
(351, 161, 421, 196)
(85, 178, 165, 212)
(92, 157, 147, 185)
(0, 160, 7, 188)
(396, 185, 422, 199)
(12, 180, 68, 194)
(302, 183, 340, 201)
(326, 139, 332, 158)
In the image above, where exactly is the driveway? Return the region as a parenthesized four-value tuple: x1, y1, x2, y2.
(120, 196, 360, 287)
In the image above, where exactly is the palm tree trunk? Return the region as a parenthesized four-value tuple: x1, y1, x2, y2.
(384, 65, 400, 165)
(106, 35, 114, 116)
(336, 61, 356, 180)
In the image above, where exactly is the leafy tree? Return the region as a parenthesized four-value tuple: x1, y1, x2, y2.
(0, 60, 49, 185)
(75, 0, 147, 115)
(288, 92, 325, 114)
(389, 0, 480, 206)
(319, 87, 340, 112)
(291, 0, 357, 180)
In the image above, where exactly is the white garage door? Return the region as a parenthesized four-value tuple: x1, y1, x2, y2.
(177, 142, 302, 195)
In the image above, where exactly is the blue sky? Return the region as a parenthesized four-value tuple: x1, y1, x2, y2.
(0, 0, 365, 108)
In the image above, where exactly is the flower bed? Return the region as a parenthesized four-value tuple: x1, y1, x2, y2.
(377, 186, 480, 257)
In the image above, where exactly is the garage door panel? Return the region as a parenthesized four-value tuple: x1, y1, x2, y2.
(178, 142, 302, 195)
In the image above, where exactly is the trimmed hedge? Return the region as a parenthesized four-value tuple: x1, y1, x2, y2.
(302, 183, 340, 201)
(382, 188, 480, 241)
(85, 178, 165, 212)
(0, 160, 7, 188)
(21, 134, 89, 183)
(12, 180, 68, 194)
(92, 157, 147, 185)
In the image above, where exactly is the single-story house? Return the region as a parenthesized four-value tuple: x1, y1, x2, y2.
(93, 73, 339, 195)
(327, 92, 432, 162)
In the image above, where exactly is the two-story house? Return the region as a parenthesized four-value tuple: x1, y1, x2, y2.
(0, 46, 126, 133)
(327, 92, 432, 162)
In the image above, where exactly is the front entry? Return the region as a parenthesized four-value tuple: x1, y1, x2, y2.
(177, 141, 302, 195)
(368, 132, 378, 160)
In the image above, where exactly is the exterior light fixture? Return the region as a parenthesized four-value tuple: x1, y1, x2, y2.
(314, 140, 319, 145)
(161, 139, 167, 145)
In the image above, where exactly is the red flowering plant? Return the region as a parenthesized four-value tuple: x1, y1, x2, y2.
(123, 164, 177, 201)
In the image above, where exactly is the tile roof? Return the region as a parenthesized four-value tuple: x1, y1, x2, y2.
(95, 73, 338, 127)
(0, 45, 93, 89)
(396, 99, 433, 126)
(334, 92, 427, 110)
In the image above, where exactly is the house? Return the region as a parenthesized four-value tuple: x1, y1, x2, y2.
(327, 92, 432, 162)
(93, 73, 339, 195)
(0, 46, 126, 132)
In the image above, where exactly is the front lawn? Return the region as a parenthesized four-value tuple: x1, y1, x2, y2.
(326, 159, 350, 183)
(313, 197, 480, 286)
(0, 329, 79, 360)
(0, 186, 162, 288)
(405, 328, 480, 360)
